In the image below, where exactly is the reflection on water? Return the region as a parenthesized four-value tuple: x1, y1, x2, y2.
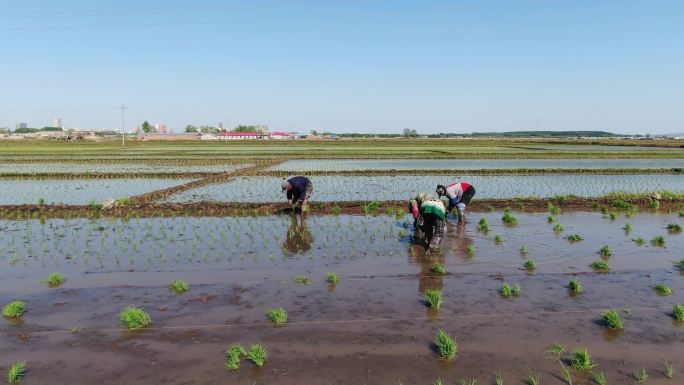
(283, 215, 313, 254)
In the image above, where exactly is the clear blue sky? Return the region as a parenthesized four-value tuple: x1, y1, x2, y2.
(0, 0, 682, 134)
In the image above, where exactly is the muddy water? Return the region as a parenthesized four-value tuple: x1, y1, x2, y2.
(1, 211, 683, 384)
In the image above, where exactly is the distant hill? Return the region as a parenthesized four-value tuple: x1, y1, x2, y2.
(468, 131, 618, 138)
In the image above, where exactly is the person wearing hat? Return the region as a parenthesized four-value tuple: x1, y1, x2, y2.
(408, 193, 449, 252)
(281, 176, 313, 213)
(436, 180, 476, 223)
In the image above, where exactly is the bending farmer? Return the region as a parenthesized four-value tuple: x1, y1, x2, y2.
(436, 180, 476, 222)
(281, 176, 313, 213)
(408, 193, 448, 252)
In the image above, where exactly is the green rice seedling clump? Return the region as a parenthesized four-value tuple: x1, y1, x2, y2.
(548, 215, 556, 223)
(120, 306, 152, 330)
(294, 275, 311, 285)
(500, 282, 512, 298)
(673, 304, 684, 321)
(466, 244, 476, 255)
(512, 283, 521, 296)
(546, 343, 566, 361)
(608, 212, 618, 220)
(502, 208, 518, 225)
(325, 272, 340, 284)
(602, 309, 624, 330)
(477, 218, 490, 232)
(40, 272, 65, 286)
(569, 278, 583, 294)
(520, 244, 528, 255)
(225, 344, 247, 370)
(634, 368, 648, 383)
(613, 200, 633, 210)
(649, 199, 660, 210)
(624, 223, 633, 233)
(435, 329, 458, 359)
(667, 223, 682, 233)
(168, 280, 190, 293)
(634, 237, 645, 245)
(527, 372, 540, 385)
(266, 307, 288, 324)
(6, 361, 26, 384)
(494, 234, 504, 244)
(591, 260, 610, 271)
(553, 223, 565, 232)
(495, 373, 504, 385)
(566, 234, 583, 242)
(523, 259, 536, 271)
(458, 378, 477, 385)
(549, 205, 562, 215)
(433, 379, 444, 385)
(425, 288, 442, 309)
(2, 301, 26, 318)
(654, 284, 673, 295)
(431, 263, 446, 275)
(675, 259, 684, 270)
(570, 348, 597, 371)
(559, 362, 573, 384)
(664, 360, 673, 379)
(591, 371, 607, 385)
(599, 245, 612, 257)
(651, 236, 666, 246)
(247, 344, 268, 367)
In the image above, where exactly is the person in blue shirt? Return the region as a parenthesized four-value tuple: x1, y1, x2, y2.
(281, 176, 313, 213)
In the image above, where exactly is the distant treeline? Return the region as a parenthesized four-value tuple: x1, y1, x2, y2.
(339, 131, 619, 138)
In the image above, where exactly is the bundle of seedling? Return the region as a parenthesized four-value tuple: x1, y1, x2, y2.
(225, 343, 267, 369)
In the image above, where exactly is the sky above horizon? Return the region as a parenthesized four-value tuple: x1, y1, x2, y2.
(0, 0, 682, 135)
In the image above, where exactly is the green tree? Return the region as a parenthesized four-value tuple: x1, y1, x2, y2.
(403, 128, 418, 138)
(184, 125, 198, 133)
(141, 121, 155, 133)
(233, 125, 259, 132)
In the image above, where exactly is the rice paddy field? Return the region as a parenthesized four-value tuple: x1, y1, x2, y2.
(1, 139, 684, 385)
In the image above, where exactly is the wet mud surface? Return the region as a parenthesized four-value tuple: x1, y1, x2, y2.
(2, 211, 683, 384)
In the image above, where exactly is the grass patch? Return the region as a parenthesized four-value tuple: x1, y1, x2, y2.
(570, 348, 598, 371)
(602, 309, 624, 330)
(120, 306, 152, 330)
(553, 223, 565, 233)
(633, 368, 648, 383)
(431, 263, 446, 275)
(667, 223, 682, 233)
(425, 288, 443, 309)
(225, 344, 247, 370)
(654, 284, 673, 295)
(2, 301, 26, 318)
(6, 361, 26, 384)
(294, 275, 312, 285)
(590, 260, 610, 271)
(477, 218, 490, 233)
(247, 344, 268, 367)
(673, 304, 684, 321)
(566, 234, 583, 242)
(325, 272, 340, 284)
(40, 272, 65, 287)
(363, 201, 381, 215)
(523, 259, 536, 271)
(599, 245, 612, 257)
(168, 280, 190, 293)
(502, 208, 518, 225)
(266, 307, 288, 324)
(435, 329, 458, 359)
(494, 234, 505, 244)
(569, 278, 583, 294)
(613, 199, 634, 210)
(651, 236, 666, 246)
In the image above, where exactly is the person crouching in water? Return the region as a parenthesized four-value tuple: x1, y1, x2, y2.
(281, 176, 313, 214)
(408, 193, 448, 252)
(436, 180, 476, 223)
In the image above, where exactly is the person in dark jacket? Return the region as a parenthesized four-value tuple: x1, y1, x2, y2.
(281, 176, 313, 213)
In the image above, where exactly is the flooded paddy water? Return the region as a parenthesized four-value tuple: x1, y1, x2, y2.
(2, 210, 683, 384)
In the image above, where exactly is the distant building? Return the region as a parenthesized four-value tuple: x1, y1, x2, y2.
(216, 131, 268, 140)
(270, 131, 298, 140)
(218, 122, 223, 130)
(156, 123, 168, 133)
(139, 132, 200, 141)
(53, 117, 63, 128)
(16, 123, 28, 129)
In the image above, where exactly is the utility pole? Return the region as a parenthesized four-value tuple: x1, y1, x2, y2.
(120, 105, 127, 148)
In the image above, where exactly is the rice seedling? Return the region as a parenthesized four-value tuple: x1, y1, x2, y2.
(591, 370, 606, 385)
(266, 307, 288, 324)
(569, 278, 583, 294)
(512, 283, 521, 296)
(433, 379, 444, 385)
(477, 218, 490, 233)
(2, 301, 26, 318)
(675, 259, 684, 270)
(550, 205, 562, 215)
(608, 212, 617, 220)
(119, 306, 152, 330)
(325, 272, 340, 284)
(624, 223, 633, 233)
(425, 288, 442, 309)
(495, 373, 504, 385)
(673, 304, 684, 321)
(559, 362, 573, 385)
(654, 284, 673, 295)
(667, 223, 682, 233)
(458, 378, 477, 385)
(651, 236, 666, 246)
(500, 282, 512, 298)
(599, 245, 612, 257)
(570, 348, 598, 371)
(434, 329, 458, 359)
(553, 223, 565, 233)
(40, 272, 66, 286)
(331, 205, 341, 215)
(566, 234, 583, 242)
(494, 234, 505, 244)
(247, 344, 268, 367)
(431, 263, 446, 275)
(649, 199, 660, 210)
(38, 197, 45, 205)
(6, 361, 25, 384)
(602, 309, 623, 330)
(520, 244, 528, 255)
(523, 259, 536, 271)
(502, 208, 518, 225)
(548, 215, 556, 223)
(633, 368, 648, 383)
(634, 237, 645, 245)
(591, 260, 610, 271)
(613, 200, 633, 210)
(225, 344, 247, 370)
(546, 343, 566, 361)
(664, 360, 673, 379)
(168, 280, 190, 293)
(466, 244, 476, 256)
(294, 275, 312, 285)
(527, 371, 540, 385)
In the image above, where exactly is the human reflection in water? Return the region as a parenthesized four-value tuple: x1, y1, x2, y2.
(283, 214, 313, 254)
